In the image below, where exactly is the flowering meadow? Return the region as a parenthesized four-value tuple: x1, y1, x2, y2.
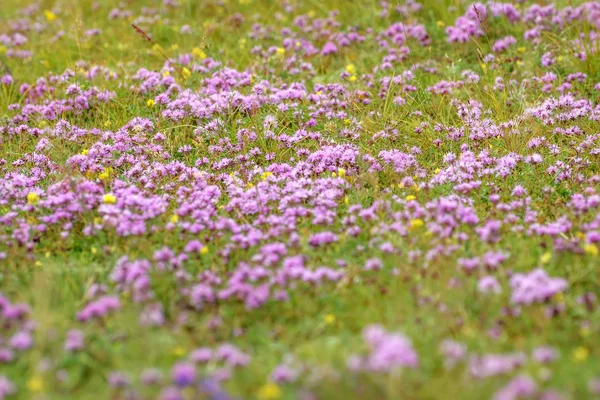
(1, 0, 600, 399)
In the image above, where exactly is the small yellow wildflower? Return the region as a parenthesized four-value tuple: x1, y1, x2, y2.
(540, 252, 552, 265)
(200, 246, 209, 255)
(436, 20, 446, 29)
(27, 376, 43, 392)
(406, 195, 416, 201)
(147, 99, 155, 107)
(182, 67, 191, 80)
(434, 168, 441, 174)
(344, 118, 351, 125)
(345, 64, 356, 74)
(348, 75, 357, 82)
(170, 214, 179, 223)
(44, 10, 57, 21)
(27, 192, 40, 205)
(572, 346, 589, 362)
(91, 247, 97, 255)
(584, 244, 599, 256)
(94, 217, 103, 225)
(344, 196, 349, 205)
(324, 314, 336, 325)
(409, 219, 424, 230)
(480, 63, 487, 74)
(104, 120, 112, 127)
(192, 47, 207, 59)
(103, 194, 117, 204)
(337, 168, 346, 178)
(98, 167, 112, 182)
(261, 172, 273, 180)
(45, 251, 51, 258)
(557, 56, 564, 63)
(81, 149, 89, 156)
(257, 383, 282, 400)
(162, 70, 171, 78)
(35, 260, 42, 267)
(553, 292, 565, 304)
(580, 326, 591, 337)
(276, 47, 285, 55)
(172, 346, 186, 356)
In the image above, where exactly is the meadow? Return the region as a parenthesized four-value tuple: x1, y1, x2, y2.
(1, 0, 600, 398)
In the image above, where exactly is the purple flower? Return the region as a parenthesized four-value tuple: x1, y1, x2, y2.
(171, 362, 196, 387)
(64, 329, 84, 352)
(321, 41, 338, 55)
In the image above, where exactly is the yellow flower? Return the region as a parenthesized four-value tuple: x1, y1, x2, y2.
(147, 99, 155, 107)
(540, 252, 552, 265)
(261, 172, 273, 181)
(192, 47, 207, 59)
(182, 67, 191, 80)
(44, 10, 57, 21)
(27, 376, 43, 392)
(583, 244, 599, 256)
(406, 195, 416, 201)
(580, 326, 591, 337)
(517, 46, 526, 53)
(94, 217, 103, 225)
(162, 70, 171, 78)
(572, 347, 589, 362)
(27, 192, 40, 205)
(91, 247, 97, 255)
(553, 292, 565, 304)
(345, 64, 356, 74)
(81, 149, 89, 156)
(172, 346, 186, 356)
(557, 56, 564, 63)
(35, 260, 42, 267)
(480, 63, 487, 74)
(348, 75, 357, 82)
(104, 120, 112, 127)
(344, 196, 349, 205)
(170, 214, 179, 223)
(436, 20, 446, 29)
(257, 383, 282, 400)
(337, 168, 346, 178)
(103, 194, 117, 204)
(324, 314, 336, 325)
(409, 219, 424, 230)
(276, 47, 285, 55)
(200, 246, 209, 255)
(434, 168, 441, 174)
